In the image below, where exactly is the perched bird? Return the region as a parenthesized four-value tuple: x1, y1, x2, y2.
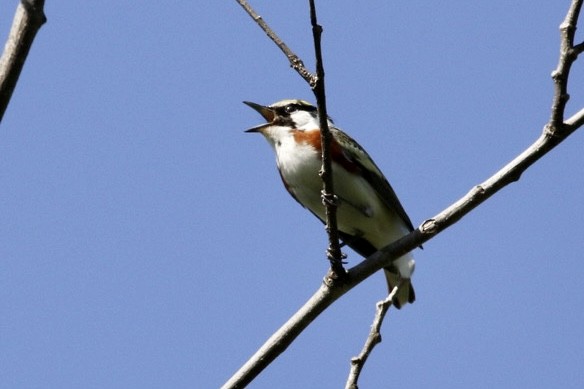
(244, 99, 416, 308)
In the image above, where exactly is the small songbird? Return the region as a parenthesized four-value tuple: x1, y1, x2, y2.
(244, 99, 416, 308)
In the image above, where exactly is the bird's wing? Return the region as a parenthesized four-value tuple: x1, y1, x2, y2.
(331, 127, 416, 233)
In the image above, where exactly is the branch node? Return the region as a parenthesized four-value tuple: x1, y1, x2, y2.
(323, 265, 348, 287)
(544, 123, 557, 138)
(21, 0, 47, 25)
(559, 20, 575, 33)
(544, 122, 568, 139)
(574, 41, 584, 55)
(421, 218, 438, 234)
(288, 54, 305, 69)
(309, 75, 319, 88)
(473, 184, 486, 195)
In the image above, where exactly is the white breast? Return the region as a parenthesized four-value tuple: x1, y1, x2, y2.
(275, 134, 405, 241)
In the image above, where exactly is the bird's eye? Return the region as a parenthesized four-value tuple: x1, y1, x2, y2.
(284, 105, 297, 114)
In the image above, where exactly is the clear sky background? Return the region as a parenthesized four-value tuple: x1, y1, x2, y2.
(2, 2, 584, 388)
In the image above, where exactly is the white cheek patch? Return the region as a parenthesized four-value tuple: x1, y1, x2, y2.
(293, 111, 319, 130)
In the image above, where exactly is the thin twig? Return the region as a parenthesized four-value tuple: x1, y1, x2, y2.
(0, 0, 47, 123)
(235, 0, 316, 86)
(345, 286, 400, 389)
(549, 0, 583, 130)
(308, 0, 347, 283)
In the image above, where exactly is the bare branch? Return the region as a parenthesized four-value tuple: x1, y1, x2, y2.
(345, 286, 399, 389)
(308, 0, 347, 283)
(0, 0, 47, 123)
(235, 0, 316, 86)
(549, 0, 583, 130)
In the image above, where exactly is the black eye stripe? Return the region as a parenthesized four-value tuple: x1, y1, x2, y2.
(297, 103, 317, 112)
(276, 103, 317, 115)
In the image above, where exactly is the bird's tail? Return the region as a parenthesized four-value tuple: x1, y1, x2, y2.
(383, 268, 415, 309)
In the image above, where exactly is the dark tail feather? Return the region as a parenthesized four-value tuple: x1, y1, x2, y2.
(384, 268, 415, 309)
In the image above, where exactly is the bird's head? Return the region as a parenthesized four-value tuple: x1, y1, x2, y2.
(243, 99, 323, 139)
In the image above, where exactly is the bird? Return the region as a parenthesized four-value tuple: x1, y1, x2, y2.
(244, 99, 417, 309)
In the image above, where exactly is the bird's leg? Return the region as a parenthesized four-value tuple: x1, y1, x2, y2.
(323, 244, 348, 287)
(320, 189, 339, 207)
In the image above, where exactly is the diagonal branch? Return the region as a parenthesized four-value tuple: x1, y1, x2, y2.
(0, 0, 47, 123)
(235, 0, 316, 86)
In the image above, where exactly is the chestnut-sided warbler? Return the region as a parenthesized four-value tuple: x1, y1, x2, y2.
(244, 99, 416, 308)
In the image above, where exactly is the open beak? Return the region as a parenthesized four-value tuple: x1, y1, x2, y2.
(243, 101, 275, 133)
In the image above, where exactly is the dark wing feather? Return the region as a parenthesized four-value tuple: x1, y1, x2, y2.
(337, 230, 377, 257)
(330, 127, 416, 233)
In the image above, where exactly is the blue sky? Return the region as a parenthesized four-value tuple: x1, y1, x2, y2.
(2, 1, 584, 388)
